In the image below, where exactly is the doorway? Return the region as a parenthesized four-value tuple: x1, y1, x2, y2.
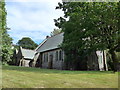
(48, 54, 53, 69)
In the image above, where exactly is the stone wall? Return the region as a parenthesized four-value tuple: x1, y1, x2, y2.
(41, 49, 64, 70)
(23, 59, 30, 67)
(41, 49, 107, 71)
(19, 58, 31, 67)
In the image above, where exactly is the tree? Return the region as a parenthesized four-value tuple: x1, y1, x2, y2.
(50, 29, 62, 36)
(0, 0, 13, 64)
(17, 37, 38, 50)
(55, 2, 119, 71)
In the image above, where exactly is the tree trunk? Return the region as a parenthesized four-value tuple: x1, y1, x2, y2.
(109, 49, 118, 72)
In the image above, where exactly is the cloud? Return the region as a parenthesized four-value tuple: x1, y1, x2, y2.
(6, 0, 63, 44)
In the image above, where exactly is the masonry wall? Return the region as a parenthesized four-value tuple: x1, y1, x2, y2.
(19, 58, 31, 67)
(41, 49, 64, 70)
(40, 49, 107, 71)
(22, 59, 30, 67)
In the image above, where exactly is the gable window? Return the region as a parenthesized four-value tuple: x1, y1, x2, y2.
(56, 51, 58, 61)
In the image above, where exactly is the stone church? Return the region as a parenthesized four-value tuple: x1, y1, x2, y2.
(15, 33, 108, 71)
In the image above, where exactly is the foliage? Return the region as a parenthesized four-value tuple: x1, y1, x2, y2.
(17, 37, 38, 50)
(50, 29, 62, 36)
(0, 0, 13, 64)
(2, 65, 118, 88)
(55, 2, 119, 71)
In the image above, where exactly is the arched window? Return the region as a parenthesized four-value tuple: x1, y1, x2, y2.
(46, 53, 48, 62)
(43, 53, 45, 62)
(56, 51, 58, 61)
(44, 53, 48, 62)
(59, 50, 62, 60)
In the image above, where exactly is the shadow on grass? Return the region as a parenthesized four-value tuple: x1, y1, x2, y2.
(2, 65, 115, 74)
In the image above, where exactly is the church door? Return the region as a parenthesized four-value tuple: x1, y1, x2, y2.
(48, 54, 53, 69)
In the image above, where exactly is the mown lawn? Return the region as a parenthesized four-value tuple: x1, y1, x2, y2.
(1, 65, 118, 88)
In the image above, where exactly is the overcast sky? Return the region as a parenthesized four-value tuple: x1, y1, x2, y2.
(6, 0, 63, 44)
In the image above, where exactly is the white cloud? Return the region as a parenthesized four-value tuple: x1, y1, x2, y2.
(6, 0, 63, 44)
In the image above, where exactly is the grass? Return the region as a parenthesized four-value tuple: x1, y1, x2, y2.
(2, 65, 118, 88)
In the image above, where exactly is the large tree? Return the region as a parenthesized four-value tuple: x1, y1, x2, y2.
(55, 2, 119, 71)
(0, 0, 13, 64)
(17, 37, 38, 50)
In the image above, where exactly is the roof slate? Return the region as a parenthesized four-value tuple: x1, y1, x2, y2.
(21, 47, 36, 59)
(36, 33, 63, 52)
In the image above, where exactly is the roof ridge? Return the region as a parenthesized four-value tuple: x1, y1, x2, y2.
(22, 48, 35, 51)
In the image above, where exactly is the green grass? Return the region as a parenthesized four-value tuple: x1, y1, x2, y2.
(2, 65, 118, 88)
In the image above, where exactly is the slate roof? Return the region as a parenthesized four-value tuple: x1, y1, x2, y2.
(36, 33, 63, 52)
(20, 47, 36, 59)
(35, 38, 47, 51)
